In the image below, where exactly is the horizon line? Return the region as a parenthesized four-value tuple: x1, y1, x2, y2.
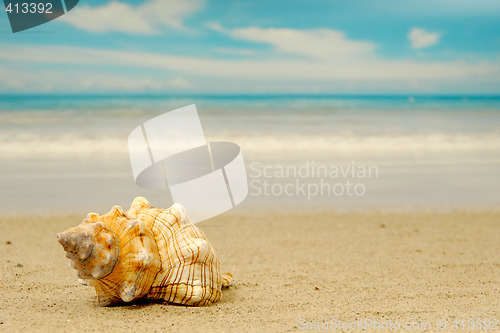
(1, 93, 500, 99)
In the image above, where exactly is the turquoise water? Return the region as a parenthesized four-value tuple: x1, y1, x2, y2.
(1, 94, 500, 112)
(0, 94, 499, 214)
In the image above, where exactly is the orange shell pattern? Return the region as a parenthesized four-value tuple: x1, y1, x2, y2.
(57, 197, 232, 306)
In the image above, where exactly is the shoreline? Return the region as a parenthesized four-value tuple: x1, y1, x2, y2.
(1, 205, 500, 219)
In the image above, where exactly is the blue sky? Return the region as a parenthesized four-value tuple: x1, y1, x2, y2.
(1, 0, 499, 94)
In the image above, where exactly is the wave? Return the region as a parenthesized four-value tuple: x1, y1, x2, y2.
(1, 132, 499, 158)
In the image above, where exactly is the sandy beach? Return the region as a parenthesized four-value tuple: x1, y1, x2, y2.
(1, 209, 498, 332)
(1, 0, 500, 330)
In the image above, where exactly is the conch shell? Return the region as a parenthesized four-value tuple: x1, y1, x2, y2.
(57, 197, 232, 306)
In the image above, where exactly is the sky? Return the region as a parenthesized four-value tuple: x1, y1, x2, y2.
(0, 0, 500, 94)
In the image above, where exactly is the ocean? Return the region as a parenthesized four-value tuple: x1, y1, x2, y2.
(1, 95, 499, 216)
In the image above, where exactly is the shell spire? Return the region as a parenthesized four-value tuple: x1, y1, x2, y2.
(57, 197, 232, 306)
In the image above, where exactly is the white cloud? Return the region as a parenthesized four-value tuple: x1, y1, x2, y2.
(215, 48, 256, 56)
(0, 43, 497, 83)
(207, 24, 376, 60)
(0, 21, 498, 93)
(59, 0, 204, 34)
(409, 28, 440, 49)
(168, 77, 193, 88)
(0, 65, 193, 92)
